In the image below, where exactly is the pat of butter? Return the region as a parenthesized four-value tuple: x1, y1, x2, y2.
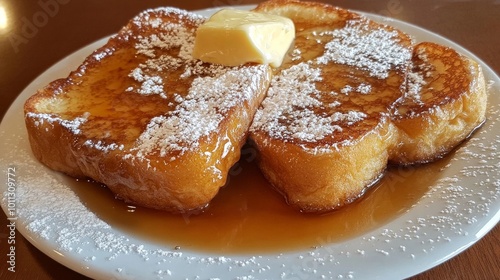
(192, 9, 295, 67)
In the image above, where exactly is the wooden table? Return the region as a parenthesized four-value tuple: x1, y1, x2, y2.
(0, 0, 498, 279)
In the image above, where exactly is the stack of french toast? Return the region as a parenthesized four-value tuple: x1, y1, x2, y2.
(24, 0, 487, 213)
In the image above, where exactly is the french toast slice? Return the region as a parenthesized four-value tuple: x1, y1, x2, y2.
(250, 0, 487, 212)
(250, 0, 413, 212)
(390, 42, 487, 164)
(24, 8, 272, 212)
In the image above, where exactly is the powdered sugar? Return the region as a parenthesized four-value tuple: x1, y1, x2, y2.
(93, 47, 115, 61)
(26, 112, 90, 135)
(129, 68, 167, 98)
(405, 47, 434, 104)
(251, 63, 359, 142)
(83, 140, 124, 152)
(132, 7, 205, 29)
(133, 66, 268, 157)
(136, 34, 173, 58)
(317, 18, 412, 79)
(126, 15, 197, 99)
(341, 83, 372, 95)
(405, 71, 426, 104)
(251, 61, 369, 143)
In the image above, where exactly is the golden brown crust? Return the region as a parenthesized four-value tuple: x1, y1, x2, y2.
(256, 0, 361, 26)
(390, 42, 487, 164)
(251, 120, 397, 212)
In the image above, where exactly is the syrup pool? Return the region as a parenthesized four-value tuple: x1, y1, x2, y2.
(67, 146, 451, 255)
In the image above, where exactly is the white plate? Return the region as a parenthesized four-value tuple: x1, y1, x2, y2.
(1, 6, 499, 280)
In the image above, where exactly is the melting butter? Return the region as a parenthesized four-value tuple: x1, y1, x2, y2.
(192, 9, 295, 67)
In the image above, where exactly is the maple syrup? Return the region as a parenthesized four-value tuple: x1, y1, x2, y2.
(66, 145, 452, 255)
